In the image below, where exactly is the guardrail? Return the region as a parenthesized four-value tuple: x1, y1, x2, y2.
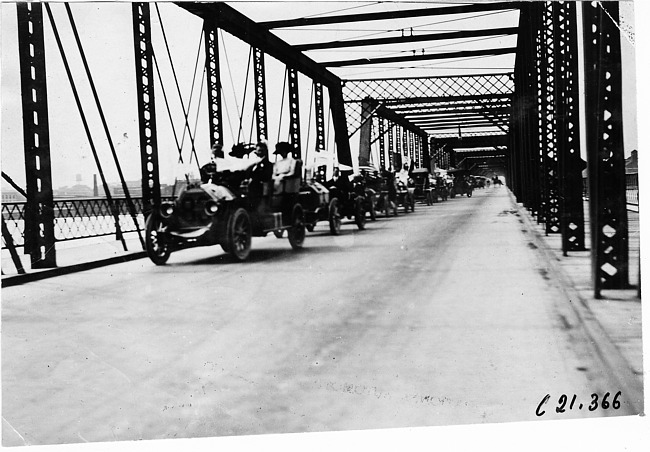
(2, 197, 172, 250)
(582, 175, 638, 208)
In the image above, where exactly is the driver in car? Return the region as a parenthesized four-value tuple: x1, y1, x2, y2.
(200, 142, 222, 184)
(248, 141, 273, 196)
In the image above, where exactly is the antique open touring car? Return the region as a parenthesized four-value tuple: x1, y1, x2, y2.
(298, 179, 342, 235)
(145, 145, 307, 264)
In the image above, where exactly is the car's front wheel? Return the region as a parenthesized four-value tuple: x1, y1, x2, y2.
(227, 208, 252, 261)
(329, 198, 342, 235)
(288, 204, 306, 249)
(145, 214, 171, 265)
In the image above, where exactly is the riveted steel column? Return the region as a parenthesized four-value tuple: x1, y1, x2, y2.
(359, 98, 373, 167)
(541, 2, 560, 234)
(204, 23, 224, 156)
(17, 2, 56, 268)
(314, 82, 325, 153)
(421, 134, 429, 171)
(378, 117, 386, 170)
(388, 121, 395, 170)
(554, 1, 585, 253)
(253, 48, 268, 142)
(582, 1, 629, 295)
(533, 4, 546, 224)
(408, 130, 415, 164)
(132, 3, 160, 212)
(287, 67, 301, 158)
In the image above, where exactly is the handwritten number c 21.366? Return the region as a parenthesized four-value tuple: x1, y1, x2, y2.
(556, 394, 567, 413)
(588, 393, 599, 411)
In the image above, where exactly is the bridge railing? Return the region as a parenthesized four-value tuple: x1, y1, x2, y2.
(582, 175, 638, 207)
(2, 197, 173, 250)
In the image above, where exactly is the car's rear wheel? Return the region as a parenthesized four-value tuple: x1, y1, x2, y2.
(145, 214, 171, 265)
(288, 204, 306, 249)
(227, 208, 252, 261)
(355, 198, 366, 230)
(329, 198, 342, 235)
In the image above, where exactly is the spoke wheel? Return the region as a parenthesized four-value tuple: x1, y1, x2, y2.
(355, 198, 366, 230)
(145, 214, 171, 265)
(369, 197, 377, 221)
(288, 204, 306, 249)
(227, 208, 252, 261)
(329, 198, 342, 235)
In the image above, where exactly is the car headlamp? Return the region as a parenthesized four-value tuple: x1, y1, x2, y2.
(204, 201, 219, 216)
(160, 202, 174, 218)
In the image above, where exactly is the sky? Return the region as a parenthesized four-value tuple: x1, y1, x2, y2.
(0, 1, 642, 191)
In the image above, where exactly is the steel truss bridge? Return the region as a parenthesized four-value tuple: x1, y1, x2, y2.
(1, 1, 633, 297)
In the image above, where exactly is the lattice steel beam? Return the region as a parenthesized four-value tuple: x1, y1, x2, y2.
(582, 1, 629, 295)
(253, 48, 268, 142)
(132, 3, 161, 213)
(344, 74, 513, 102)
(295, 27, 518, 51)
(260, 2, 517, 28)
(314, 82, 325, 152)
(287, 67, 301, 157)
(204, 23, 224, 156)
(378, 117, 386, 169)
(17, 2, 56, 268)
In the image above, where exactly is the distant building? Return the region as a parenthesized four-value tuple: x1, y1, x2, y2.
(1, 187, 26, 203)
(54, 184, 93, 199)
(625, 150, 638, 174)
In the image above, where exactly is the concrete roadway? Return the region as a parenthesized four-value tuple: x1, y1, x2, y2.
(1, 187, 633, 446)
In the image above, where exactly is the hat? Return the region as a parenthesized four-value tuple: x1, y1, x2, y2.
(230, 142, 255, 158)
(274, 141, 293, 155)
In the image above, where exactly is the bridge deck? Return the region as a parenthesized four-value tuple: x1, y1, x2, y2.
(1, 188, 642, 446)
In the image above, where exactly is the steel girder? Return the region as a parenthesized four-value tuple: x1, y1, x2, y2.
(582, 2, 629, 295)
(204, 24, 224, 156)
(132, 3, 161, 213)
(294, 27, 518, 51)
(261, 2, 516, 28)
(16, 2, 57, 268)
(553, 2, 585, 253)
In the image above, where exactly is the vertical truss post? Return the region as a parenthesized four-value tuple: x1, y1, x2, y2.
(402, 128, 408, 160)
(17, 3, 56, 268)
(204, 23, 224, 157)
(534, 4, 546, 224)
(314, 82, 326, 152)
(582, 2, 629, 295)
(554, 1, 585, 253)
(541, 2, 560, 234)
(287, 67, 301, 158)
(328, 83, 353, 167)
(358, 98, 373, 167)
(421, 134, 429, 171)
(408, 131, 415, 163)
(378, 117, 386, 170)
(388, 121, 395, 170)
(522, 4, 539, 215)
(132, 3, 160, 212)
(253, 48, 268, 142)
